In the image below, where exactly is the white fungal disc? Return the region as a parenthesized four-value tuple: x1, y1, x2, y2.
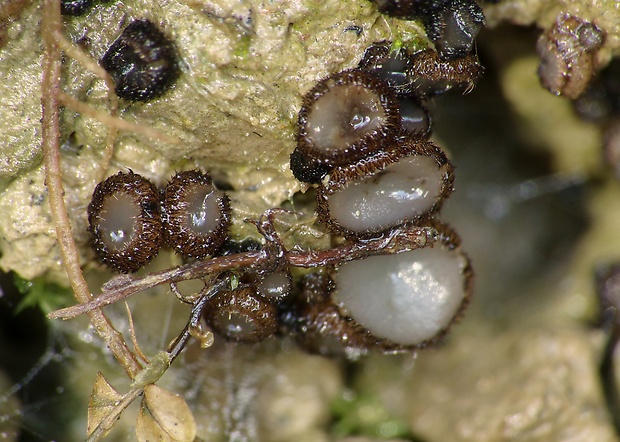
(332, 225, 472, 347)
(297, 69, 400, 166)
(97, 191, 142, 252)
(88, 171, 163, 273)
(307, 84, 384, 147)
(317, 139, 453, 238)
(162, 170, 231, 259)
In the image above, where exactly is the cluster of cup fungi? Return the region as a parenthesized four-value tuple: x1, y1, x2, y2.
(73, 0, 488, 356)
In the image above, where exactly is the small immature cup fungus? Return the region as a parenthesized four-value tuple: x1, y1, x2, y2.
(317, 139, 454, 237)
(537, 13, 604, 100)
(289, 147, 333, 184)
(88, 171, 163, 273)
(203, 285, 278, 343)
(297, 70, 400, 167)
(256, 270, 293, 301)
(100, 19, 180, 102)
(331, 222, 473, 349)
(162, 170, 231, 260)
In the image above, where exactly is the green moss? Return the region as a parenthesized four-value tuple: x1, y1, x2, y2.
(233, 34, 253, 58)
(331, 391, 410, 439)
(14, 274, 73, 314)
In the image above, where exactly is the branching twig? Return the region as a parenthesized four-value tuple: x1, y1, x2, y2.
(41, 0, 142, 377)
(58, 92, 181, 145)
(48, 224, 437, 320)
(50, 30, 120, 174)
(166, 279, 229, 361)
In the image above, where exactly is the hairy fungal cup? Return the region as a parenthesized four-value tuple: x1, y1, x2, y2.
(203, 285, 279, 344)
(317, 138, 454, 238)
(162, 170, 231, 260)
(537, 13, 604, 99)
(296, 69, 400, 168)
(371, 0, 485, 60)
(331, 223, 472, 348)
(87, 171, 163, 273)
(290, 223, 473, 354)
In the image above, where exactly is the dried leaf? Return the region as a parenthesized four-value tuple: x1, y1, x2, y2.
(136, 384, 197, 442)
(87, 372, 123, 437)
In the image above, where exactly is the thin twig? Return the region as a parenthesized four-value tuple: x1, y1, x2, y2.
(50, 30, 121, 174)
(53, 30, 113, 82)
(125, 302, 150, 364)
(48, 252, 263, 319)
(48, 225, 436, 320)
(58, 91, 181, 145)
(41, 0, 142, 378)
(166, 279, 229, 361)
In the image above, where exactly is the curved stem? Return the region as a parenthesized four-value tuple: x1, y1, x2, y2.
(41, 0, 142, 378)
(48, 225, 436, 320)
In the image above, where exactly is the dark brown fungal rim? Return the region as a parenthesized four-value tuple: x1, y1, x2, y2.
(203, 284, 279, 343)
(316, 137, 455, 239)
(162, 170, 231, 260)
(406, 49, 484, 97)
(289, 221, 474, 354)
(100, 18, 180, 102)
(296, 69, 401, 167)
(357, 40, 393, 70)
(88, 171, 163, 273)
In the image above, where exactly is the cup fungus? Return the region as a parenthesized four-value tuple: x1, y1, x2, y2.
(296, 69, 400, 168)
(406, 49, 484, 97)
(331, 222, 472, 348)
(162, 170, 231, 260)
(290, 223, 472, 353)
(256, 270, 293, 300)
(100, 19, 180, 102)
(83, 36, 478, 359)
(421, 0, 485, 60)
(316, 139, 454, 238)
(537, 13, 604, 100)
(357, 41, 411, 93)
(87, 171, 163, 273)
(203, 285, 279, 343)
(289, 147, 333, 184)
(358, 43, 484, 99)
